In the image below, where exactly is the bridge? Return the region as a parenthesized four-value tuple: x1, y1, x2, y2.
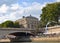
(0, 28, 36, 39)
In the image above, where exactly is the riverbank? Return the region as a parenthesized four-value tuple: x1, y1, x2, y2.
(0, 37, 60, 42)
(0, 39, 10, 42)
(30, 37, 60, 42)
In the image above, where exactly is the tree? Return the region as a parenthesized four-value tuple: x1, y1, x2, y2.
(0, 20, 24, 28)
(14, 22, 24, 28)
(0, 20, 14, 28)
(40, 2, 60, 27)
(14, 22, 20, 28)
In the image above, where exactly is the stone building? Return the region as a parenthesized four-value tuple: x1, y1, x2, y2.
(44, 25, 60, 34)
(16, 15, 39, 29)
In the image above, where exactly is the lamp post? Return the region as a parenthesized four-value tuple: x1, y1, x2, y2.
(45, 21, 57, 34)
(45, 22, 51, 33)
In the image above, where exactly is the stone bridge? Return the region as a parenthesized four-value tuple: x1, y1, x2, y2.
(0, 28, 35, 38)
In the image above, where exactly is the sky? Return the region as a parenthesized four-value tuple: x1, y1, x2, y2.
(0, 0, 60, 23)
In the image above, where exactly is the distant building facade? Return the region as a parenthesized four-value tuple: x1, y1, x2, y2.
(44, 25, 60, 34)
(16, 15, 39, 29)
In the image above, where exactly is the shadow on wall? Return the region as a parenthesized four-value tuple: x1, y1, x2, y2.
(6, 32, 34, 42)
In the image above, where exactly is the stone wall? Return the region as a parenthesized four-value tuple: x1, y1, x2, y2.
(46, 25, 60, 34)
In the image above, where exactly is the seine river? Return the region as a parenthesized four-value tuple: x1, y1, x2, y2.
(4, 42, 60, 43)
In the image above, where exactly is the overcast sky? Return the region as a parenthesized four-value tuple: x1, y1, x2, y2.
(0, 0, 60, 23)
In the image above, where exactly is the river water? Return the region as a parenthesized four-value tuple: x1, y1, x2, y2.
(4, 42, 60, 43)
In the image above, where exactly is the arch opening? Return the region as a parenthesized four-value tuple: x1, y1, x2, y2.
(9, 32, 34, 36)
(6, 32, 34, 39)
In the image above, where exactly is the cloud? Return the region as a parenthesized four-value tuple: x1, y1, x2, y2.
(0, 0, 18, 5)
(0, 1, 55, 23)
(10, 3, 22, 11)
(56, 0, 60, 2)
(22, 2, 28, 6)
(0, 2, 44, 23)
(0, 4, 9, 13)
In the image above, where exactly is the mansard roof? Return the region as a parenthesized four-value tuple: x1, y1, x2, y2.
(26, 15, 38, 19)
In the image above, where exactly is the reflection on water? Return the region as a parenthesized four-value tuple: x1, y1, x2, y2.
(4, 42, 60, 43)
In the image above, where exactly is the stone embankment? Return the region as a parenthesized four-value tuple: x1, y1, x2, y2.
(31, 37, 60, 42)
(0, 37, 60, 42)
(0, 39, 10, 42)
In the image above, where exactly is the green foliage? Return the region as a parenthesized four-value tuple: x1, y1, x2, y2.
(0, 20, 14, 28)
(40, 2, 60, 27)
(0, 20, 24, 28)
(14, 22, 24, 28)
(14, 22, 20, 28)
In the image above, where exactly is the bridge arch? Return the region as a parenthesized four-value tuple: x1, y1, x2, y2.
(6, 32, 34, 39)
(9, 32, 34, 36)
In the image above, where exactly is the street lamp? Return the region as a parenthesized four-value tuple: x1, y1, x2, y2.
(45, 22, 51, 33)
(45, 21, 57, 34)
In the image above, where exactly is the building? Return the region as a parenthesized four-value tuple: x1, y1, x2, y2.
(16, 15, 39, 29)
(44, 25, 60, 34)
